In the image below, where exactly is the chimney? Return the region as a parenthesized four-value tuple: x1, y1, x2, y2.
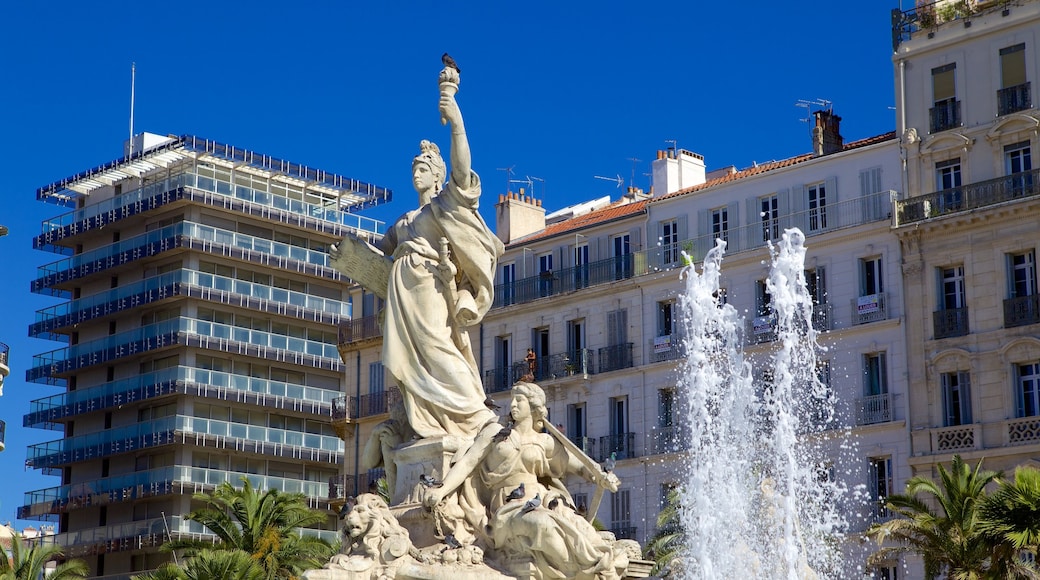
(812, 110, 843, 156)
(650, 148, 706, 195)
(495, 188, 546, 244)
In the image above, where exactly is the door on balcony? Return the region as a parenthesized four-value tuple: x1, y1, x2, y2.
(610, 396, 629, 458)
(940, 265, 966, 311)
(868, 457, 893, 521)
(538, 252, 553, 297)
(610, 489, 631, 539)
(861, 256, 884, 295)
(501, 262, 515, 306)
(1005, 141, 1033, 196)
(532, 327, 550, 381)
(566, 319, 585, 374)
(935, 158, 962, 211)
(573, 241, 589, 289)
(567, 403, 587, 453)
(864, 353, 888, 397)
(1016, 362, 1040, 418)
(612, 233, 631, 280)
(941, 371, 972, 427)
(604, 309, 629, 372)
(495, 335, 511, 389)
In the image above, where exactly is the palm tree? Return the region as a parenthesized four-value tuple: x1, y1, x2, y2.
(162, 477, 334, 580)
(867, 455, 1006, 579)
(132, 549, 267, 580)
(644, 486, 684, 576)
(0, 531, 89, 580)
(979, 465, 1040, 574)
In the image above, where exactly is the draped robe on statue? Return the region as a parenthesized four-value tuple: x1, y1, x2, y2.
(378, 171, 502, 438)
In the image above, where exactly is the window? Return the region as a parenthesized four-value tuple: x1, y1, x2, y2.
(862, 256, 884, 295)
(999, 43, 1030, 115)
(807, 182, 827, 231)
(1005, 141, 1034, 195)
(756, 279, 772, 317)
(864, 353, 888, 396)
(566, 320, 586, 375)
(567, 403, 586, 441)
(573, 242, 589, 289)
(931, 63, 959, 132)
(501, 262, 516, 305)
(661, 219, 680, 263)
(657, 301, 676, 337)
(869, 457, 893, 521)
(935, 158, 963, 211)
(538, 252, 554, 297)
(572, 492, 589, 514)
(368, 363, 385, 395)
(940, 265, 966, 310)
(711, 206, 729, 243)
(941, 371, 972, 426)
(760, 194, 779, 241)
(658, 389, 676, 428)
(1009, 251, 1038, 298)
(607, 309, 628, 347)
(610, 396, 628, 436)
(1017, 362, 1040, 418)
(610, 489, 632, 537)
(612, 233, 632, 279)
(805, 267, 827, 305)
(495, 335, 511, 371)
(872, 564, 900, 580)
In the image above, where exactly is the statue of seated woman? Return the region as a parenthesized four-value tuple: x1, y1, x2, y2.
(424, 382, 629, 580)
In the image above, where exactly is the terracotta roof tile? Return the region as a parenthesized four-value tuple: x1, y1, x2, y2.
(508, 199, 648, 247)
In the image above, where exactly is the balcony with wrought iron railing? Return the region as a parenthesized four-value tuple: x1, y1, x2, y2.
(569, 436, 598, 459)
(646, 425, 688, 455)
(331, 388, 402, 421)
(328, 469, 386, 500)
(929, 97, 961, 133)
(852, 292, 890, 325)
(897, 167, 1040, 226)
(856, 393, 893, 426)
(597, 343, 633, 374)
(891, 0, 1015, 50)
(598, 432, 637, 462)
(337, 314, 383, 348)
(933, 307, 970, 339)
(998, 82, 1032, 116)
(484, 349, 596, 393)
(1004, 294, 1040, 328)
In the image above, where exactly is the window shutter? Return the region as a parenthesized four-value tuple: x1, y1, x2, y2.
(677, 214, 689, 242)
(628, 227, 641, 251)
(816, 266, 827, 304)
(790, 185, 807, 231)
(777, 188, 791, 230)
(558, 245, 568, 269)
(826, 176, 838, 203)
(960, 371, 972, 423)
(746, 198, 759, 226)
(697, 209, 710, 257)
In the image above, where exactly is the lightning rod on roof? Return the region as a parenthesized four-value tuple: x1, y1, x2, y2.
(129, 62, 136, 158)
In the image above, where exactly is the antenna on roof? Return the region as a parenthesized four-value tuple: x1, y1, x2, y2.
(496, 165, 515, 193)
(627, 158, 642, 190)
(128, 62, 136, 158)
(509, 176, 533, 193)
(795, 98, 833, 123)
(594, 174, 624, 189)
(528, 176, 544, 198)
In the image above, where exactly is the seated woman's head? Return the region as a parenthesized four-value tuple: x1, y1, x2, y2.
(510, 381, 547, 428)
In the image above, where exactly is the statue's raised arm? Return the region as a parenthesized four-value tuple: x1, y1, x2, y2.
(438, 63, 472, 191)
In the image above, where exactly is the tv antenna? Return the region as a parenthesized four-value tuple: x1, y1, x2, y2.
(627, 158, 641, 190)
(509, 176, 533, 194)
(795, 98, 833, 124)
(528, 176, 544, 198)
(496, 165, 515, 194)
(594, 174, 624, 189)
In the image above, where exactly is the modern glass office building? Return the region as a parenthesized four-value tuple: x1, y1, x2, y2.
(22, 133, 390, 577)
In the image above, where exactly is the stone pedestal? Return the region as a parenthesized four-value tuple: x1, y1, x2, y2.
(389, 435, 472, 548)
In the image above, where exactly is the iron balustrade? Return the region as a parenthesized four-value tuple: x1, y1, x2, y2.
(598, 432, 637, 461)
(648, 425, 687, 455)
(328, 468, 386, 499)
(570, 436, 598, 459)
(856, 393, 893, 426)
(812, 303, 833, 331)
(897, 167, 1040, 225)
(648, 335, 683, 363)
(609, 525, 638, 540)
(998, 82, 1032, 116)
(1004, 295, 1040, 328)
(598, 343, 634, 373)
(933, 307, 970, 339)
(338, 314, 383, 346)
(853, 293, 889, 325)
(357, 389, 401, 419)
(929, 98, 961, 133)
(484, 349, 596, 392)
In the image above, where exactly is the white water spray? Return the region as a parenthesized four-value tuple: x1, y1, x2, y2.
(676, 229, 851, 579)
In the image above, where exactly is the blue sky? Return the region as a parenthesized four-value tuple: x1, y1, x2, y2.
(0, 1, 901, 526)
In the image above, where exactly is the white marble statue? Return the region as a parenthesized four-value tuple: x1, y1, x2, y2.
(304, 494, 415, 580)
(424, 382, 630, 580)
(329, 64, 502, 440)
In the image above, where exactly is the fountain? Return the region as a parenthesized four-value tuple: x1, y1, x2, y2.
(675, 231, 854, 579)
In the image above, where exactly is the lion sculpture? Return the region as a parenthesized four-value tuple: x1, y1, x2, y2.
(303, 493, 414, 580)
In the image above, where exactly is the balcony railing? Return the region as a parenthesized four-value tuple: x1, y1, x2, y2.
(933, 307, 970, 339)
(897, 167, 1040, 225)
(747, 315, 777, 344)
(598, 343, 634, 373)
(932, 423, 979, 452)
(338, 314, 382, 346)
(357, 389, 401, 419)
(493, 191, 894, 309)
(609, 525, 638, 540)
(853, 292, 889, 325)
(998, 82, 1032, 116)
(649, 335, 683, 363)
(647, 425, 688, 455)
(1004, 295, 1040, 328)
(484, 349, 596, 393)
(598, 432, 637, 462)
(570, 436, 598, 459)
(930, 98, 961, 133)
(856, 393, 893, 426)
(812, 303, 833, 331)
(328, 469, 386, 500)
(1007, 416, 1040, 446)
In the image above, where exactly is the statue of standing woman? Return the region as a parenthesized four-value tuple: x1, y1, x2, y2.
(330, 60, 503, 440)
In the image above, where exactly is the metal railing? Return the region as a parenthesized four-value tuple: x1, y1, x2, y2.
(897, 167, 1040, 225)
(853, 293, 889, 325)
(856, 393, 893, 426)
(332, 389, 401, 421)
(648, 335, 683, 363)
(1004, 295, 1040, 328)
(930, 98, 961, 133)
(609, 525, 638, 540)
(338, 314, 382, 346)
(598, 432, 637, 461)
(570, 436, 598, 459)
(647, 425, 688, 455)
(484, 349, 596, 393)
(891, 0, 1010, 50)
(328, 469, 386, 499)
(597, 343, 634, 373)
(998, 82, 1032, 116)
(934, 307, 970, 339)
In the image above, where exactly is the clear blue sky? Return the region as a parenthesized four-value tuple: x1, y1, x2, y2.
(0, 0, 900, 526)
